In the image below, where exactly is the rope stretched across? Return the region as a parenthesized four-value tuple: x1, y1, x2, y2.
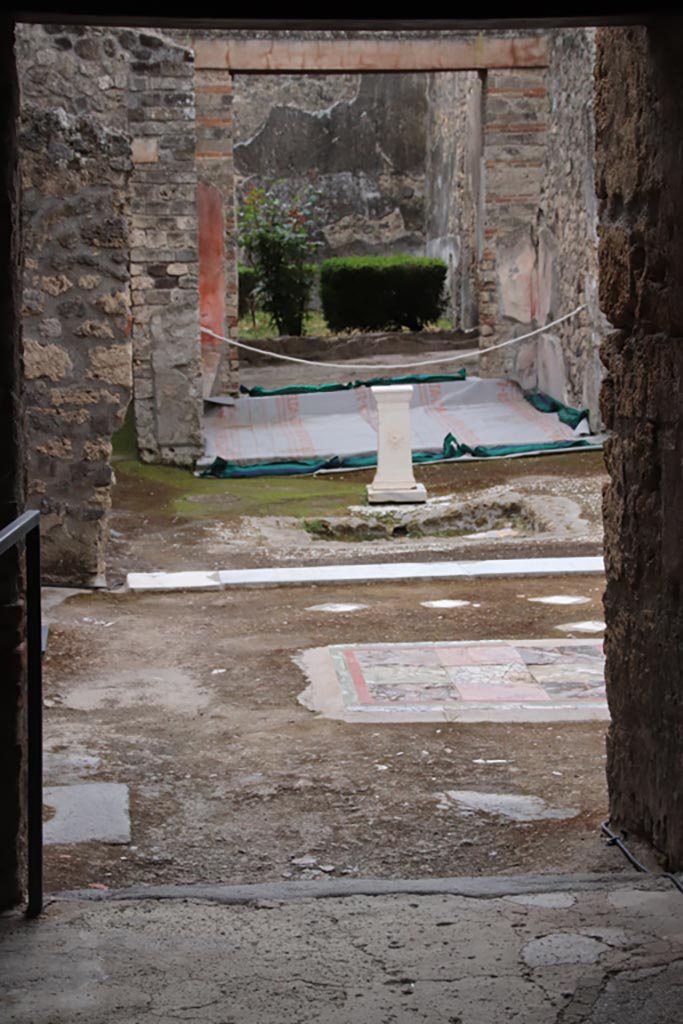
(200, 305, 586, 373)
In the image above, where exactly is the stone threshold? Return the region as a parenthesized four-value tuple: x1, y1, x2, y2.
(56, 872, 660, 907)
(126, 556, 605, 592)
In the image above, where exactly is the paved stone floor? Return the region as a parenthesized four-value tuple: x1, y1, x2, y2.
(2, 875, 682, 1023)
(299, 638, 608, 724)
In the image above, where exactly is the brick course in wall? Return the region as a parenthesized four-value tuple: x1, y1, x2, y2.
(478, 67, 548, 377)
(195, 66, 238, 396)
(127, 34, 203, 465)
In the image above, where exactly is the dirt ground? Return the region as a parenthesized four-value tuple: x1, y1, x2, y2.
(41, 571, 625, 895)
(37, 438, 626, 896)
(108, 447, 607, 584)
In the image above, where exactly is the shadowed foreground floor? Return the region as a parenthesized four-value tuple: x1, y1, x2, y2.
(2, 874, 682, 1023)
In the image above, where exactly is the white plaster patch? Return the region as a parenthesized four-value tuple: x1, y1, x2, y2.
(555, 620, 605, 633)
(436, 790, 579, 822)
(506, 892, 577, 909)
(44, 782, 130, 845)
(521, 932, 608, 967)
(127, 570, 221, 591)
(528, 595, 591, 606)
(421, 599, 472, 609)
(462, 528, 519, 540)
(306, 603, 369, 613)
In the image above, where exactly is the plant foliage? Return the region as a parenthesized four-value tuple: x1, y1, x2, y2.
(238, 184, 320, 337)
(321, 255, 448, 332)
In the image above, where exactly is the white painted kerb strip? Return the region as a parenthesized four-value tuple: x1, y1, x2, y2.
(127, 556, 604, 592)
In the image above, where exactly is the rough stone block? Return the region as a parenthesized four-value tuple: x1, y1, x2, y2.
(23, 339, 73, 382)
(131, 136, 158, 163)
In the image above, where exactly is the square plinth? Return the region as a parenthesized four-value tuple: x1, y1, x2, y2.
(367, 483, 427, 504)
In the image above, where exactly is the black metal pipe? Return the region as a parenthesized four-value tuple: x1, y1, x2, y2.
(0, 510, 43, 918)
(601, 820, 683, 896)
(0, 509, 40, 556)
(25, 522, 43, 918)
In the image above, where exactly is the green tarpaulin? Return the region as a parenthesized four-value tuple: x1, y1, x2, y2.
(200, 432, 598, 480)
(239, 369, 467, 397)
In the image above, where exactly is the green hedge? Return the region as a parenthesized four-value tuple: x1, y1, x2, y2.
(238, 265, 258, 320)
(320, 255, 447, 332)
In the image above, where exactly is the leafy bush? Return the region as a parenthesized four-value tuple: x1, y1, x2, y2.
(320, 255, 448, 332)
(238, 184, 320, 336)
(238, 265, 258, 321)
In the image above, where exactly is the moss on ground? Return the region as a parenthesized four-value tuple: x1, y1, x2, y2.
(113, 457, 368, 522)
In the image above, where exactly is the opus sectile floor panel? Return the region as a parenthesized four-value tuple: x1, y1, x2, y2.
(328, 639, 606, 720)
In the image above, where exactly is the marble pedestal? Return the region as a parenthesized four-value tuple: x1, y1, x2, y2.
(366, 384, 427, 504)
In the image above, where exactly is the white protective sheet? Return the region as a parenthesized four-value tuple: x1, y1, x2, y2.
(202, 377, 592, 464)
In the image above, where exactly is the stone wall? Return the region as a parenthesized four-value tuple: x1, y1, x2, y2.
(597, 23, 683, 870)
(477, 30, 605, 428)
(425, 71, 483, 329)
(17, 25, 205, 583)
(18, 25, 204, 472)
(126, 34, 203, 463)
(535, 28, 604, 426)
(19, 106, 132, 585)
(233, 72, 428, 261)
(0, 18, 26, 911)
(195, 66, 239, 398)
(478, 65, 548, 376)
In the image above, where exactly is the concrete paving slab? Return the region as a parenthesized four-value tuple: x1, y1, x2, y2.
(1, 875, 681, 1024)
(43, 783, 131, 845)
(126, 556, 604, 592)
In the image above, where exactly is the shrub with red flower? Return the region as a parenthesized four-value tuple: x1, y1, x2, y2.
(238, 183, 320, 337)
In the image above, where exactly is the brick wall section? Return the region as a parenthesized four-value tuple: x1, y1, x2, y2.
(195, 66, 238, 395)
(478, 67, 548, 377)
(597, 23, 683, 870)
(20, 107, 132, 585)
(0, 18, 26, 910)
(127, 36, 203, 465)
(18, 25, 204, 474)
(425, 71, 483, 330)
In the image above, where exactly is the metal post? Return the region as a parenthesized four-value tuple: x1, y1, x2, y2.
(25, 522, 43, 918)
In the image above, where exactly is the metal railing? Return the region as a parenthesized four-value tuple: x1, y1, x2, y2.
(0, 510, 42, 918)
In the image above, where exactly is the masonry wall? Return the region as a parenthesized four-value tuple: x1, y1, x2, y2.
(194, 65, 238, 398)
(233, 72, 429, 261)
(597, 23, 683, 870)
(535, 28, 604, 427)
(478, 31, 604, 429)
(425, 71, 483, 329)
(20, 106, 132, 585)
(127, 34, 203, 463)
(0, 18, 25, 910)
(17, 25, 138, 584)
(478, 65, 548, 376)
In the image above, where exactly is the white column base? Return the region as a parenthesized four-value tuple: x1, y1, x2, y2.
(367, 482, 428, 504)
(367, 384, 428, 505)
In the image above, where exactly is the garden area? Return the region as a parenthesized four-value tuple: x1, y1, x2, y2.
(236, 183, 457, 343)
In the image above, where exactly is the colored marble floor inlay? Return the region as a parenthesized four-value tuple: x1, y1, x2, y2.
(298, 639, 608, 723)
